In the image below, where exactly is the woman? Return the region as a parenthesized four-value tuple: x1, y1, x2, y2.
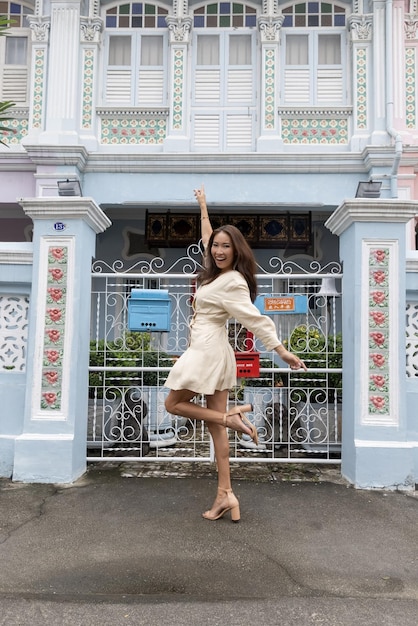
(165, 186, 306, 522)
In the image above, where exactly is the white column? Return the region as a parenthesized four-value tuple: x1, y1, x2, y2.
(26, 17, 50, 139)
(256, 13, 283, 152)
(41, 0, 82, 144)
(371, 0, 388, 144)
(79, 17, 103, 150)
(348, 13, 373, 150)
(164, 16, 192, 152)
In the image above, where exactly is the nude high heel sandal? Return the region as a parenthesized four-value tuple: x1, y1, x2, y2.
(223, 404, 258, 446)
(202, 488, 240, 523)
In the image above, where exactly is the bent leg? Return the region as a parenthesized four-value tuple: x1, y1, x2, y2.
(165, 388, 254, 439)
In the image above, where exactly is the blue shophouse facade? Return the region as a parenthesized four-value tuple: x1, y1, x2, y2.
(0, 0, 417, 487)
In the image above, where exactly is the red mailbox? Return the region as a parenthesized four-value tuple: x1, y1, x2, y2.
(235, 352, 260, 378)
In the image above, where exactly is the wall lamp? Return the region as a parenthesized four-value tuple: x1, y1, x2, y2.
(355, 181, 382, 198)
(57, 179, 82, 197)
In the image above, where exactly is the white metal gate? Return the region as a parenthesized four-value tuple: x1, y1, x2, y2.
(88, 247, 342, 464)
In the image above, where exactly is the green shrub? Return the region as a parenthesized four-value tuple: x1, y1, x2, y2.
(89, 331, 173, 397)
(284, 324, 342, 403)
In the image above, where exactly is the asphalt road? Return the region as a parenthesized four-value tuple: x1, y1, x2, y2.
(0, 463, 417, 625)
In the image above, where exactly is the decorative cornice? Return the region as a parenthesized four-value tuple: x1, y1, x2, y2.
(258, 15, 284, 43)
(348, 14, 373, 41)
(96, 107, 169, 117)
(82, 150, 394, 174)
(3, 107, 29, 118)
(166, 16, 192, 43)
(80, 17, 103, 43)
(0, 245, 33, 265)
(325, 199, 418, 236)
(27, 16, 50, 42)
(19, 197, 112, 234)
(278, 107, 352, 118)
(21, 145, 89, 170)
(405, 14, 418, 40)
(406, 253, 418, 273)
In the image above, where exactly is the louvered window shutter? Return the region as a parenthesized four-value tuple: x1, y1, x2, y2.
(138, 35, 164, 105)
(106, 69, 132, 104)
(193, 114, 221, 148)
(194, 69, 221, 104)
(137, 69, 164, 105)
(106, 35, 132, 105)
(317, 68, 343, 104)
(227, 69, 252, 104)
(284, 69, 310, 105)
(226, 114, 252, 149)
(1, 36, 29, 103)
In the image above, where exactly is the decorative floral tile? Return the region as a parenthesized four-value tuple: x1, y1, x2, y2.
(82, 49, 94, 129)
(101, 117, 166, 144)
(281, 117, 348, 144)
(40, 246, 68, 412)
(264, 48, 275, 130)
(1, 118, 28, 144)
(32, 48, 46, 129)
(367, 247, 390, 417)
(356, 48, 367, 130)
(172, 49, 184, 130)
(406, 48, 416, 129)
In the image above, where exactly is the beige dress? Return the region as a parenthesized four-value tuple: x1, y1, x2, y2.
(165, 270, 281, 395)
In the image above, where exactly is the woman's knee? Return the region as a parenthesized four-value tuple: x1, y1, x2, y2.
(164, 395, 177, 414)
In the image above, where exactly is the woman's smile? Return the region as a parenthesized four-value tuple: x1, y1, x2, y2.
(211, 232, 235, 272)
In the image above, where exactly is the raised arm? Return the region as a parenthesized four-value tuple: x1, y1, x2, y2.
(194, 185, 212, 249)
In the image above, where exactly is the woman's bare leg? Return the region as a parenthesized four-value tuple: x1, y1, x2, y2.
(203, 391, 240, 521)
(165, 388, 253, 437)
(165, 388, 243, 521)
(206, 390, 231, 490)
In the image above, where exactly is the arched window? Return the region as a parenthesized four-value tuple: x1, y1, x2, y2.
(105, 3, 168, 28)
(281, 2, 347, 106)
(193, 2, 257, 28)
(103, 2, 169, 106)
(0, 2, 34, 104)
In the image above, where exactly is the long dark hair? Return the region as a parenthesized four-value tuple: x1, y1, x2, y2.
(198, 225, 258, 302)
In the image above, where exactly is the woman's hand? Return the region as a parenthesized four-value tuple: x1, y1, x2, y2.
(194, 184, 206, 206)
(194, 184, 211, 247)
(275, 345, 307, 371)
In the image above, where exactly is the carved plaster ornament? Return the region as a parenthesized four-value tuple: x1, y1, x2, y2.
(349, 15, 372, 41)
(27, 16, 50, 42)
(258, 15, 284, 43)
(80, 18, 103, 43)
(405, 14, 418, 40)
(166, 16, 192, 43)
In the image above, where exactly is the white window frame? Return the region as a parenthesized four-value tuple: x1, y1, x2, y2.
(0, 29, 31, 104)
(102, 30, 168, 107)
(281, 28, 347, 106)
(191, 29, 257, 152)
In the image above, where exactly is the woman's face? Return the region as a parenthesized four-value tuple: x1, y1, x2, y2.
(211, 231, 235, 272)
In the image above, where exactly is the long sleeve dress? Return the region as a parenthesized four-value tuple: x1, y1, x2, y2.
(165, 270, 281, 396)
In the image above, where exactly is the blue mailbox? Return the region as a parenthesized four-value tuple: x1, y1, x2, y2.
(128, 289, 171, 332)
